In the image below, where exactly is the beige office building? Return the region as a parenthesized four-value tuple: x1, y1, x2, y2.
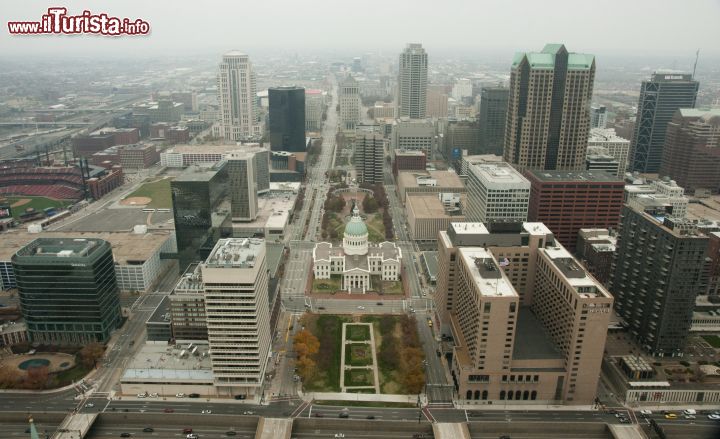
(201, 238, 271, 397)
(436, 222, 612, 405)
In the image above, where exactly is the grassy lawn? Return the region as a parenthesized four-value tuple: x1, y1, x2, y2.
(312, 275, 342, 293)
(346, 324, 371, 341)
(0, 196, 72, 219)
(314, 400, 416, 408)
(702, 335, 720, 348)
(345, 369, 375, 387)
(381, 280, 403, 295)
(346, 344, 373, 366)
(302, 314, 350, 392)
(366, 213, 386, 242)
(125, 177, 173, 208)
(55, 364, 92, 386)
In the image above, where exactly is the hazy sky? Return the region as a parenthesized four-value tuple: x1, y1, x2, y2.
(3, 0, 720, 57)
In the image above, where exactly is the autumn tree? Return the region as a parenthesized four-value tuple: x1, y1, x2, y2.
(79, 342, 105, 369)
(24, 365, 50, 390)
(0, 366, 21, 389)
(293, 329, 320, 382)
(362, 196, 378, 214)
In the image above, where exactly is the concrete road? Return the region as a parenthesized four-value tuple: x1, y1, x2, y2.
(86, 424, 257, 439)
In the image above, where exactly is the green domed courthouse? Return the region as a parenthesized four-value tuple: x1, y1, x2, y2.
(312, 203, 402, 293)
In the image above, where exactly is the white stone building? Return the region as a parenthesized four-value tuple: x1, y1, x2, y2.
(339, 76, 361, 131)
(312, 205, 402, 293)
(588, 128, 630, 176)
(465, 162, 530, 224)
(217, 51, 263, 140)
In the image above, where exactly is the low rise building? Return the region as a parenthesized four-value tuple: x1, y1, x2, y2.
(392, 150, 426, 175)
(396, 170, 465, 204)
(588, 128, 630, 175)
(406, 193, 465, 248)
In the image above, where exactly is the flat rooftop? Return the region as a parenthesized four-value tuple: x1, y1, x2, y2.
(398, 170, 464, 189)
(147, 296, 171, 325)
(470, 163, 530, 186)
(231, 194, 296, 230)
(166, 144, 242, 155)
(407, 194, 465, 218)
(527, 169, 623, 183)
(206, 238, 264, 268)
(449, 222, 489, 235)
(458, 247, 518, 298)
(0, 230, 174, 263)
(512, 308, 563, 360)
(174, 163, 223, 182)
(13, 237, 107, 260)
(522, 222, 553, 236)
(122, 342, 213, 383)
(542, 246, 609, 295)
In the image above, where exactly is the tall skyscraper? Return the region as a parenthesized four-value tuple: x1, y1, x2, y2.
(201, 238, 271, 396)
(227, 151, 258, 222)
(659, 108, 720, 194)
(465, 162, 530, 225)
(13, 238, 122, 344)
(217, 51, 260, 141)
(268, 86, 306, 152)
(339, 75, 360, 131)
(504, 44, 596, 171)
(398, 43, 428, 119)
(630, 71, 699, 173)
(355, 132, 385, 184)
(610, 204, 708, 356)
(478, 86, 509, 156)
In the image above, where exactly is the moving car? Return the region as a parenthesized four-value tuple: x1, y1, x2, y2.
(188, 393, 200, 398)
(682, 409, 697, 415)
(120, 434, 131, 438)
(339, 412, 349, 418)
(163, 408, 174, 413)
(183, 428, 193, 434)
(137, 394, 146, 398)
(639, 410, 653, 416)
(201, 409, 212, 414)
(683, 414, 696, 420)
(226, 431, 237, 436)
(707, 414, 720, 420)
(176, 393, 185, 398)
(86, 403, 95, 408)
(143, 428, 154, 433)
(664, 413, 678, 420)
(234, 394, 246, 400)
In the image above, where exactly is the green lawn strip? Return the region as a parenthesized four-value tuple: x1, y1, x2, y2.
(345, 344, 373, 366)
(381, 281, 403, 295)
(304, 314, 350, 392)
(346, 324, 370, 341)
(55, 364, 92, 386)
(126, 178, 173, 208)
(701, 335, 720, 348)
(312, 275, 342, 293)
(314, 400, 416, 408)
(344, 369, 374, 387)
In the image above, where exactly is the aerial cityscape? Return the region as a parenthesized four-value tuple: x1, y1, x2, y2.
(1, 1, 720, 439)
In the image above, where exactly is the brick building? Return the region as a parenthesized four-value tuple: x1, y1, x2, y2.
(525, 170, 624, 249)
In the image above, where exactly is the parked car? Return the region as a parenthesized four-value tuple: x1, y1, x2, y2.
(234, 394, 246, 400)
(188, 393, 200, 398)
(176, 393, 185, 398)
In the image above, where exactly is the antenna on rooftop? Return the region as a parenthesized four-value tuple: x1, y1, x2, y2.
(692, 49, 700, 79)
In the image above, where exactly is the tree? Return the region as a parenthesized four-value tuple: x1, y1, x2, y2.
(294, 329, 319, 355)
(296, 355, 316, 381)
(362, 196, 378, 214)
(79, 342, 105, 369)
(24, 365, 50, 390)
(0, 366, 21, 389)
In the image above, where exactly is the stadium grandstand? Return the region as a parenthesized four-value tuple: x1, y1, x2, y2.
(0, 160, 124, 201)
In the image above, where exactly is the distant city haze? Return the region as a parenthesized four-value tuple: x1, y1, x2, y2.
(2, 0, 720, 56)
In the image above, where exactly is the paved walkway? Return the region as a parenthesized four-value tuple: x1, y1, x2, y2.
(340, 322, 380, 393)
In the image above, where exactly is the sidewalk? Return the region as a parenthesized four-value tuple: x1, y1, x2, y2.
(454, 402, 597, 411)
